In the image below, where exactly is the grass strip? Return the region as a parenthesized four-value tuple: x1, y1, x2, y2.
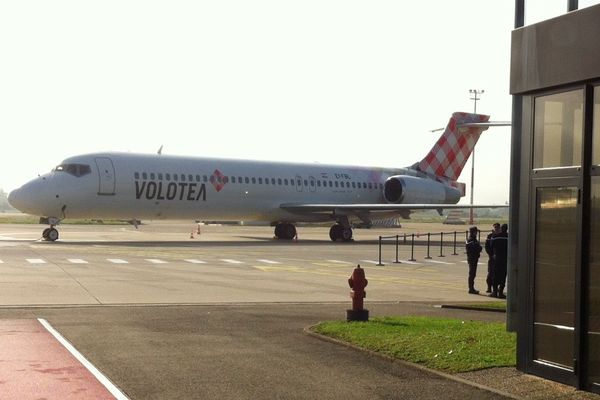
(312, 316, 515, 373)
(443, 302, 507, 312)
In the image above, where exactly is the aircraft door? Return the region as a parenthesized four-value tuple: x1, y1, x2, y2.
(95, 157, 116, 195)
(295, 175, 303, 192)
(309, 176, 316, 192)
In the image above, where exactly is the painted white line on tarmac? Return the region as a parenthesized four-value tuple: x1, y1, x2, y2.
(221, 259, 244, 264)
(359, 260, 383, 265)
(107, 259, 129, 264)
(327, 260, 353, 264)
(68, 259, 89, 264)
(184, 259, 206, 264)
(38, 318, 129, 400)
(146, 259, 168, 264)
(427, 259, 454, 265)
(26, 259, 46, 264)
(396, 259, 422, 265)
(257, 259, 280, 264)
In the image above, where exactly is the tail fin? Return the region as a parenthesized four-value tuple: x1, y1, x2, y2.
(417, 112, 490, 181)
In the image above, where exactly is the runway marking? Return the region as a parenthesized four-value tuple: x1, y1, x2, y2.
(68, 259, 89, 264)
(460, 261, 486, 266)
(427, 259, 455, 265)
(395, 259, 422, 265)
(257, 259, 280, 264)
(184, 259, 206, 264)
(38, 318, 129, 399)
(359, 260, 385, 265)
(107, 259, 129, 264)
(26, 258, 46, 264)
(146, 259, 168, 264)
(327, 260, 353, 264)
(221, 259, 244, 264)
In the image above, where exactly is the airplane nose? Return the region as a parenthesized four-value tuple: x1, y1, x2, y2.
(7, 188, 24, 211)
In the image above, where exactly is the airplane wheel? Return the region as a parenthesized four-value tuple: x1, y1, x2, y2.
(274, 224, 282, 238)
(275, 223, 296, 240)
(329, 224, 342, 241)
(283, 223, 296, 240)
(42, 228, 50, 240)
(341, 227, 353, 242)
(46, 228, 59, 242)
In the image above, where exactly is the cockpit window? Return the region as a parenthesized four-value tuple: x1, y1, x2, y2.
(54, 163, 92, 177)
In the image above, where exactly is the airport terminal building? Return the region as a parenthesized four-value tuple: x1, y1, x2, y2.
(510, 1, 600, 392)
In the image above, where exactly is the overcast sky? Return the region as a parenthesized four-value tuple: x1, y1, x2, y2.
(1, 1, 573, 204)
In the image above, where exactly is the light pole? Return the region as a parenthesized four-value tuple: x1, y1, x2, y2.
(468, 89, 484, 225)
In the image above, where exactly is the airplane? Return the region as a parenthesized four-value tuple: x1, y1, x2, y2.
(8, 112, 508, 242)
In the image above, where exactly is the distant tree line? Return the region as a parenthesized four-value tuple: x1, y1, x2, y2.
(0, 189, 15, 211)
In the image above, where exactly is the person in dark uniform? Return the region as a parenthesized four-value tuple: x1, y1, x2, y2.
(491, 223, 509, 299)
(484, 223, 501, 293)
(465, 226, 483, 295)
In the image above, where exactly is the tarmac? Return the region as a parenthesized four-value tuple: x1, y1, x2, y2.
(0, 220, 598, 399)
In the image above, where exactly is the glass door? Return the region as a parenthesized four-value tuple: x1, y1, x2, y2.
(531, 184, 579, 383)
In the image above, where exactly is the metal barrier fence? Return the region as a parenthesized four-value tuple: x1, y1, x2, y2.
(375, 230, 488, 266)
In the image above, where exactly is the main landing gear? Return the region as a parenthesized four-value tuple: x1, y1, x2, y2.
(329, 223, 353, 242)
(273, 220, 354, 242)
(274, 222, 297, 240)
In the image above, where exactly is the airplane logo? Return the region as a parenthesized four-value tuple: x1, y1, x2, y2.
(210, 169, 226, 192)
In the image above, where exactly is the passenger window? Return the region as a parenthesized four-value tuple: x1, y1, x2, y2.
(150, 173, 156, 180)
(317, 181, 321, 187)
(252, 177, 256, 184)
(368, 183, 372, 189)
(166, 173, 171, 181)
(335, 181, 339, 187)
(135, 172, 140, 179)
(245, 177, 250, 184)
(143, 172, 148, 180)
(195, 175, 200, 182)
(174, 174, 178, 181)
(223, 176, 229, 183)
(271, 178, 276, 185)
(203, 175, 208, 183)
(284, 179, 288, 185)
(304, 179, 308, 186)
(158, 173, 163, 180)
(265, 178, 269, 185)
(238, 176, 242, 183)
(188, 174, 193, 182)
(232, 177, 236, 183)
(352, 182, 356, 188)
(278, 178, 282, 185)
(181, 174, 186, 182)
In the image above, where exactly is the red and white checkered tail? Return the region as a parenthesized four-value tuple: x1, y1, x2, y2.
(417, 112, 490, 181)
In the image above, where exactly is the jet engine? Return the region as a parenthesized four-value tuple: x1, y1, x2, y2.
(383, 175, 461, 204)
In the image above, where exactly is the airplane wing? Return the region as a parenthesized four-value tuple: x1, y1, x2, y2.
(280, 203, 507, 215)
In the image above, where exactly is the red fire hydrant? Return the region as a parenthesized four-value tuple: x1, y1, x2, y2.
(347, 264, 369, 321)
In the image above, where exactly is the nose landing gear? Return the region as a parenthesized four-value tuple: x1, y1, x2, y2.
(41, 217, 61, 241)
(42, 227, 59, 241)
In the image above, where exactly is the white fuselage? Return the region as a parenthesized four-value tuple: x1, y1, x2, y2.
(10, 152, 437, 224)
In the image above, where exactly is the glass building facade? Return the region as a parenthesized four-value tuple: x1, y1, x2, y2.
(511, 2, 600, 392)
